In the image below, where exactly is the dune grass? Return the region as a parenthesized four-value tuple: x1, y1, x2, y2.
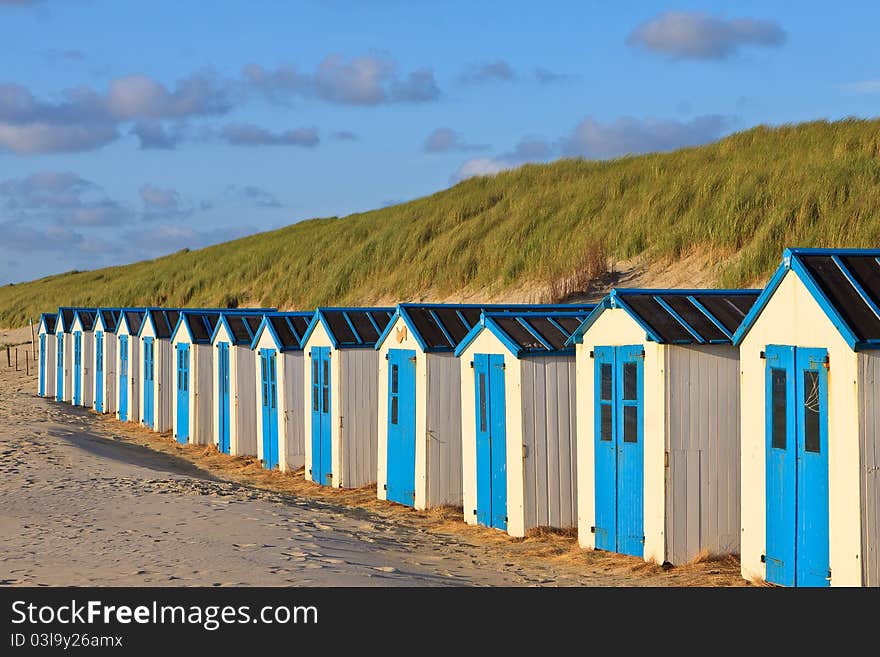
(2, 117, 880, 327)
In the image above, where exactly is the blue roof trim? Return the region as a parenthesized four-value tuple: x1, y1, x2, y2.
(341, 311, 362, 344)
(652, 295, 705, 344)
(285, 317, 301, 345)
(170, 312, 196, 344)
(608, 294, 666, 343)
(731, 263, 789, 346)
(453, 317, 490, 357)
(301, 309, 338, 349)
(454, 315, 525, 358)
(209, 313, 235, 345)
(454, 310, 471, 331)
(399, 307, 430, 351)
(249, 316, 284, 351)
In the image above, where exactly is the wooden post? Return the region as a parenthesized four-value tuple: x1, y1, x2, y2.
(6, 345, 9, 368)
(15, 347, 19, 371)
(25, 352, 29, 376)
(30, 318, 35, 359)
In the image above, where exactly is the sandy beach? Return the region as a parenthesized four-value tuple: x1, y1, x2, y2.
(0, 328, 745, 587)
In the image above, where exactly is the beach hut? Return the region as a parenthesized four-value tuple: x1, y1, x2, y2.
(171, 310, 225, 445)
(37, 313, 57, 399)
(210, 312, 267, 457)
(69, 309, 97, 408)
(54, 307, 92, 404)
(92, 308, 121, 415)
(115, 309, 146, 423)
(733, 248, 880, 587)
(454, 309, 592, 537)
(247, 312, 314, 470)
(567, 288, 760, 565)
(301, 307, 395, 488)
(137, 308, 182, 432)
(375, 303, 593, 510)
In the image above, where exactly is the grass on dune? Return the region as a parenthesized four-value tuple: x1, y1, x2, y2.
(2, 117, 880, 326)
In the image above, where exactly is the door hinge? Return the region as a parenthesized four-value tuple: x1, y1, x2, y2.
(501, 363, 506, 370)
(409, 356, 416, 363)
(760, 351, 766, 359)
(589, 350, 594, 358)
(760, 554, 766, 563)
(384, 353, 388, 360)
(473, 509, 477, 515)
(590, 526, 596, 533)
(827, 569, 832, 581)
(383, 484, 387, 490)
(504, 516, 508, 522)
(469, 361, 474, 368)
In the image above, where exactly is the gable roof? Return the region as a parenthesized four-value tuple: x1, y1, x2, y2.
(211, 312, 268, 345)
(95, 308, 122, 333)
(118, 309, 147, 335)
(455, 310, 593, 358)
(301, 307, 395, 349)
(249, 312, 315, 351)
(172, 310, 224, 344)
(140, 308, 182, 339)
(56, 307, 96, 333)
(377, 303, 596, 352)
(733, 248, 880, 350)
(72, 309, 96, 331)
(39, 313, 57, 334)
(568, 288, 761, 346)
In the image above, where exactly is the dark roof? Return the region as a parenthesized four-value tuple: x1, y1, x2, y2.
(246, 312, 314, 351)
(146, 309, 181, 338)
(182, 311, 222, 344)
(57, 307, 96, 333)
(571, 289, 761, 345)
(97, 309, 121, 332)
(456, 310, 592, 357)
(306, 308, 395, 348)
(121, 310, 145, 335)
(40, 313, 57, 334)
(74, 310, 96, 331)
(391, 303, 596, 351)
(733, 248, 880, 349)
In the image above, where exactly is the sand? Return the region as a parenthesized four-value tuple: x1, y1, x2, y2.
(0, 338, 747, 587)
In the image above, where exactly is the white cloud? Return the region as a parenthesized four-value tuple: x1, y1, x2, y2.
(627, 11, 786, 60)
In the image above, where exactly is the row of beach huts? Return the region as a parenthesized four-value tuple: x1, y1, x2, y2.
(33, 248, 880, 587)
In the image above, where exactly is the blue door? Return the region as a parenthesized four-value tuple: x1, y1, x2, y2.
(142, 337, 154, 428)
(593, 345, 644, 556)
(474, 353, 507, 530)
(118, 336, 128, 420)
(765, 345, 829, 587)
(72, 332, 82, 406)
(95, 332, 104, 412)
(259, 349, 279, 469)
(56, 334, 64, 401)
(217, 342, 231, 454)
(310, 347, 332, 485)
(176, 344, 190, 443)
(39, 334, 46, 396)
(386, 349, 417, 505)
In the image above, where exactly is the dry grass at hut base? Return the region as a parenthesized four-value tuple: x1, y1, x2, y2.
(91, 411, 748, 587)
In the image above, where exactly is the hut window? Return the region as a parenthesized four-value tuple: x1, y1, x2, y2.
(600, 405, 612, 441)
(623, 406, 638, 443)
(623, 363, 637, 400)
(771, 369, 787, 449)
(600, 364, 612, 400)
(804, 370, 821, 453)
(390, 364, 399, 425)
(391, 398, 399, 425)
(322, 360, 329, 411)
(391, 364, 399, 394)
(478, 373, 487, 432)
(312, 360, 319, 411)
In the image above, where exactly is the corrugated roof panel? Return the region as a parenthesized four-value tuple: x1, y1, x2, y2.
(369, 310, 394, 335)
(840, 255, 880, 324)
(659, 295, 728, 342)
(693, 295, 752, 335)
(432, 308, 471, 345)
(124, 311, 143, 334)
(800, 255, 880, 342)
(553, 315, 583, 334)
(226, 316, 251, 343)
(244, 315, 264, 337)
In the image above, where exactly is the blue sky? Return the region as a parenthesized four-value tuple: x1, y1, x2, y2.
(0, 0, 877, 284)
